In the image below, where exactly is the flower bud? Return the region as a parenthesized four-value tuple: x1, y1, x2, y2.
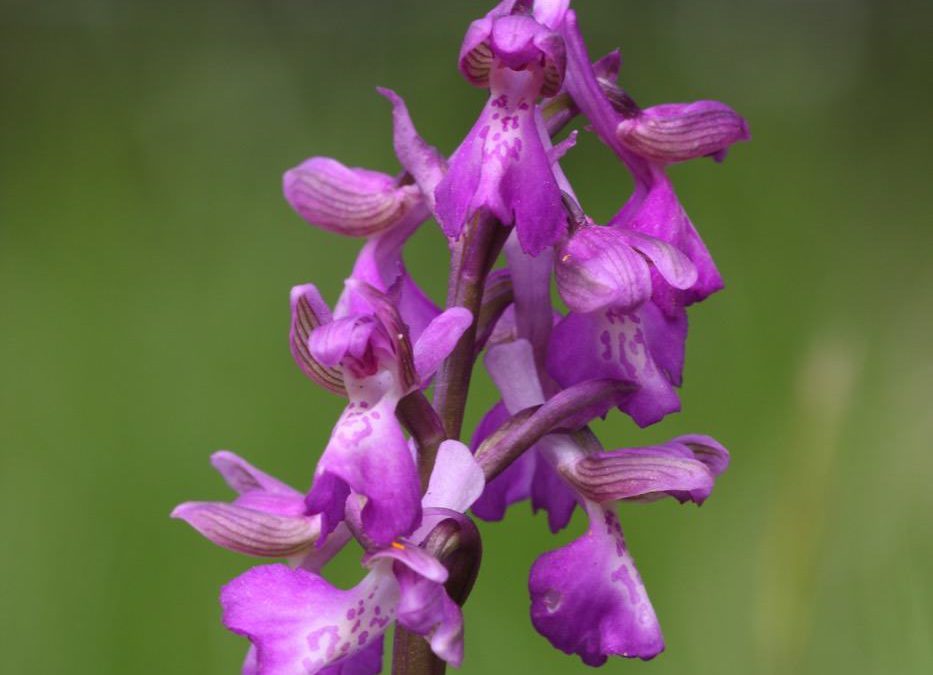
(616, 100, 750, 164)
(283, 157, 419, 237)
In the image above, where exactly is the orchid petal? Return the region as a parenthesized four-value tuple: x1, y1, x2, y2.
(309, 315, 381, 379)
(222, 564, 394, 675)
(394, 565, 465, 667)
(485, 339, 546, 411)
(424, 440, 486, 513)
(618, 230, 698, 291)
(610, 170, 723, 309)
(283, 157, 419, 237)
(673, 434, 730, 477)
(616, 100, 750, 164)
(364, 541, 448, 585)
(470, 401, 535, 521)
(565, 444, 716, 505)
(413, 308, 473, 382)
(556, 226, 653, 314)
(290, 284, 347, 396)
(377, 88, 447, 212)
(504, 233, 554, 365)
(210, 450, 304, 498)
(307, 392, 421, 547)
(171, 502, 320, 558)
(547, 306, 680, 427)
(435, 68, 566, 255)
(530, 455, 578, 533)
(533, 0, 571, 30)
(529, 504, 664, 665)
(338, 205, 440, 343)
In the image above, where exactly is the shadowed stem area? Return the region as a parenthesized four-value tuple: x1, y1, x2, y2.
(392, 216, 506, 675)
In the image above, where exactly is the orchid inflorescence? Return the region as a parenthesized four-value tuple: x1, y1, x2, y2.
(173, 1, 748, 673)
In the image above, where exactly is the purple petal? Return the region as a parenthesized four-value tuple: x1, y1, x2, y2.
(530, 455, 578, 533)
(458, 16, 496, 89)
(307, 394, 421, 547)
(339, 210, 440, 344)
(314, 282, 418, 390)
(435, 69, 565, 255)
(413, 308, 473, 382)
(616, 100, 750, 164)
(393, 563, 464, 666)
(618, 230, 697, 291)
(377, 88, 447, 212)
(319, 641, 383, 675)
(171, 502, 320, 557)
(547, 306, 680, 427)
(548, 129, 577, 163)
(640, 300, 688, 387)
(470, 401, 535, 522)
(222, 564, 394, 675)
(610, 169, 723, 308)
(672, 434, 730, 477)
(309, 315, 381, 378)
(592, 48, 621, 83)
(484, 339, 546, 411)
(529, 505, 664, 665)
(565, 444, 716, 505)
(364, 541, 448, 585)
(504, 234, 554, 366)
(242, 646, 258, 675)
(210, 450, 304, 498)
(556, 226, 653, 314)
(423, 440, 486, 513)
(533, 0, 571, 30)
(283, 157, 420, 237)
(290, 284, 347, 395)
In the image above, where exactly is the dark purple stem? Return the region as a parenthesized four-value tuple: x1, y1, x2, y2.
(476, 378, 635, 481)
(432, 215, 508, 440)
(396, 389, 448, 492)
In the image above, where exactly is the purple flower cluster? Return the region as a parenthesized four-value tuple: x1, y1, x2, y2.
(174, 1, 747, 672)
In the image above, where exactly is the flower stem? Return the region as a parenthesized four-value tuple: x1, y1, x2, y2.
(396, 390, 447, 492)
(392, 216, 505, 675)
(432, 215, 508, 440)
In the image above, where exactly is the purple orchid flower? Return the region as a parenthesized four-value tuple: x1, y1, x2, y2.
(545, 208, 698, 427)
(292, 281, 472, 547)
(434, 1, 571, 256)
(557, 10, 748, 310)
(172, 451, 349, 570)
(221, 440, 486, 675)
(481, 338, 728, 665)
(284, 89, 447, 341)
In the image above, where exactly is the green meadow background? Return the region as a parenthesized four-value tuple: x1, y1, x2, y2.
(2, 0, 931, 672)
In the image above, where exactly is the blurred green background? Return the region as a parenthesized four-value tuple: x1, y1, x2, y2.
(2, 0, 931, 673)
